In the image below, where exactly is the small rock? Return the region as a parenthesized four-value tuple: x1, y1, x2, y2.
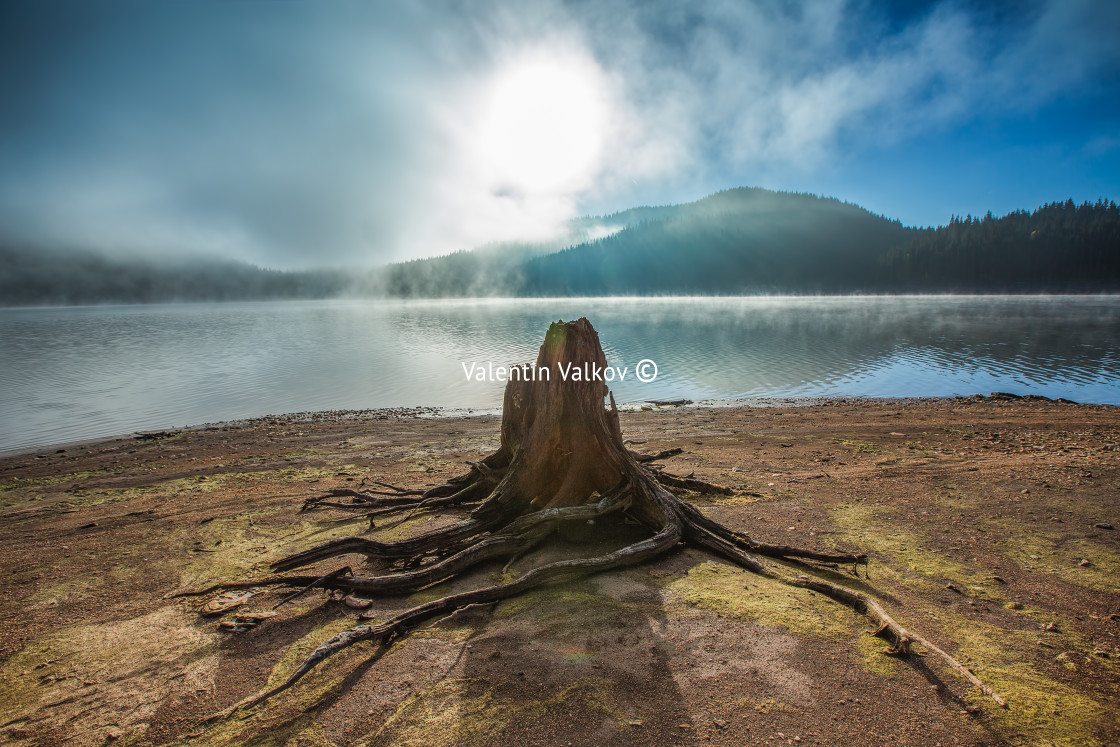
(1093, 522, 1114, 530)
(1005, 601, 1023, 610)
(106, 726, 123, 740)
(1079, 559, 1092, 567)
(1110, 613, 1120, 622)
(992, 576, 1007, 584)
(1092, 649, 1111, 659)
(628, 720, 643, 727)
(1045, 622, 1060, 633)
(946, 583, 962, 594)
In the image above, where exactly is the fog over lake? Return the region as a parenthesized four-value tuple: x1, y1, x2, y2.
(1, 296, 1118, 453)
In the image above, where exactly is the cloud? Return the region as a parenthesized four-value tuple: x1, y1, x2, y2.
(0, 0, 1116, 268)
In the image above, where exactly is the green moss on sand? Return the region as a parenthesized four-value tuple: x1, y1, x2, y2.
(666, 560, 854, 639)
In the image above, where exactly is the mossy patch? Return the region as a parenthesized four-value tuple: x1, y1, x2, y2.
(368, 676, 626, 747)
(491, 586, 650, 639)
(0, 469, 110, 502)
(835, 438, 881, 454)
(188, 711, 334, 747)
(665, 561, 854, 639)
(998, 532, 1120, 593)
(172, 504, 359, 589)
(265, 617, 368, 693)
(0, 606, 217, 745)
(751, 697, 799, 714)
(190, 620, 379, 747)
(856, 632, 903, 678)
(947, 620, 1117, 747)
(829, 503, 998, 591)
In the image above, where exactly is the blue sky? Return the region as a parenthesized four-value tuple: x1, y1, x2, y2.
(0, 0, 1117, 268)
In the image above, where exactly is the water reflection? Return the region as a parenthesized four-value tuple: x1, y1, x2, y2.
(1, 296, 1118, 451)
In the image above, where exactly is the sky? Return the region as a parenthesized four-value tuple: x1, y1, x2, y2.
(0, 0, 1118, 269)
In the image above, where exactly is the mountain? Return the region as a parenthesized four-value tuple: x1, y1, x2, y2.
(374, 188, 1119, 296)
(2, 188, 1117, 305)
(520, 188, 911, 295)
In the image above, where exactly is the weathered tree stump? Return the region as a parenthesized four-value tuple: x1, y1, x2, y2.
(180, 317, 1005, 714)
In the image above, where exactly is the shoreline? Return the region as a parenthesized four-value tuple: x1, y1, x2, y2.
(1, 397, 1117, 745)
(5, 392, 1114, 460)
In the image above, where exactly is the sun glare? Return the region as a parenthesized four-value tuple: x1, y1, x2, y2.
(477, 55, 608, 195)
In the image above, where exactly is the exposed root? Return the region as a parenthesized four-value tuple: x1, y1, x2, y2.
(631, 447, 683, 463)
(648, 468, 741, 496)
(189, 317, 1006, 727)
(272, 566, 352, 610)
(225, 521, 683, 713)
(680, 515, 1006, 708)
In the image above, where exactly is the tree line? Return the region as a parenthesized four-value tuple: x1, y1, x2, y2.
(2, 190, 1117, 305)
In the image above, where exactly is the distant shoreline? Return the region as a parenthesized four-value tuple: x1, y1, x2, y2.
(3, 290, 1120, 312)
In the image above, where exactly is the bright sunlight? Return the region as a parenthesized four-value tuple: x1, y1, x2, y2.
(475, 52, 609, 195)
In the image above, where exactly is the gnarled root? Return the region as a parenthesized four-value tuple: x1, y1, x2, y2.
(223, 519, 683, 714)
(680, 512, 1007, 708)
(189, 318, 1005, 726)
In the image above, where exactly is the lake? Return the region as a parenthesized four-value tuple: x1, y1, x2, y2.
(1, 296, 1118, 453)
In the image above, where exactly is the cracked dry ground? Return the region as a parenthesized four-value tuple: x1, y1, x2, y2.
(0, 398, 1117, 747)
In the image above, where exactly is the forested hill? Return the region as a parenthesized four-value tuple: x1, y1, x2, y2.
(381, 190, 1117, 296)
(879, 199, 1120, 292)
(519, 188, 911, 295)
(2, 189, 1117, 305)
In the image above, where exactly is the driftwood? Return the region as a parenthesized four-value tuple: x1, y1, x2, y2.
(177, 317, 1005, 717)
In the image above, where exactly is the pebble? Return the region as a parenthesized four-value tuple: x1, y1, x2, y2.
(1079, 559, 1092, 567)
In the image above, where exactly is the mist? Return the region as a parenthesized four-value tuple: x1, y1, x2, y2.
(0, 0, 1117, 270)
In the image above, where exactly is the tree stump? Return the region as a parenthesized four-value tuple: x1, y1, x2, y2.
(180, 317, 1005, 714)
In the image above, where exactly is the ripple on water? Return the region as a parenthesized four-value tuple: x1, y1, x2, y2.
(1, 296, 1118, 451)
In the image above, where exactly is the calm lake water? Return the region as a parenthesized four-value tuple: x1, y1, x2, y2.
(1, 296, 1118, 452)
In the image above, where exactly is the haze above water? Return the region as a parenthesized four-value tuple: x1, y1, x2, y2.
(2, 296, 1118, 453)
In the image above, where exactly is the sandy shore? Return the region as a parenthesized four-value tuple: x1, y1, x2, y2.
(1, 397, 1117, 746)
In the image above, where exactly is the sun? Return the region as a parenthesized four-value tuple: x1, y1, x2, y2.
(476, 54, 609, 195)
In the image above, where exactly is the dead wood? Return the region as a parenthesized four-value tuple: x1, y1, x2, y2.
(181, 317, 1005, 719)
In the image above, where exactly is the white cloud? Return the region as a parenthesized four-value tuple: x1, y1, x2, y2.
(0, 0, 1116, 266)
